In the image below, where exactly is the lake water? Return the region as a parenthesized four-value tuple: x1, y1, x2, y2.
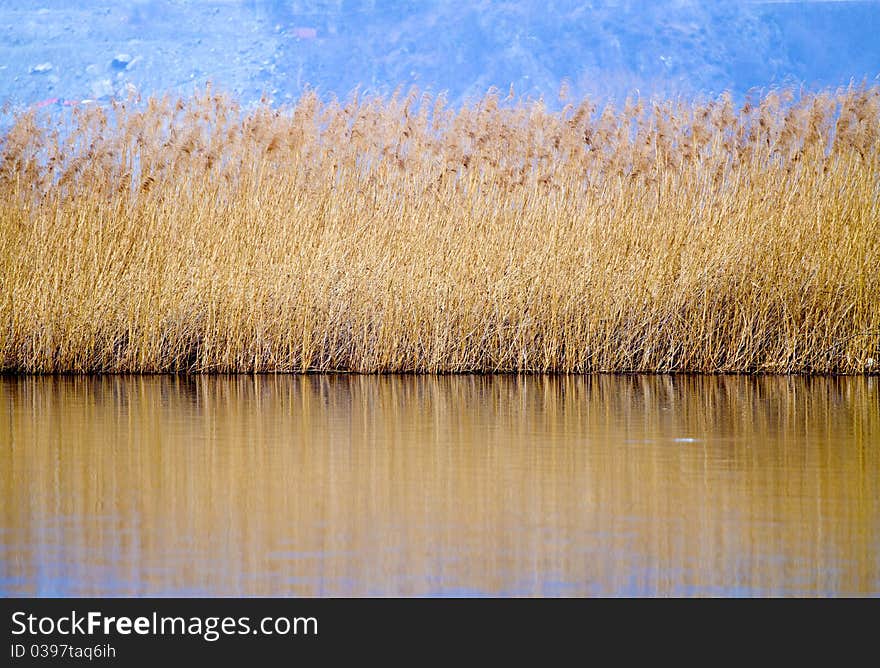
(1, 374, 877, 596)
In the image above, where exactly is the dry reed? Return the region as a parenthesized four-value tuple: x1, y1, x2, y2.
(1, 84, 878, 373)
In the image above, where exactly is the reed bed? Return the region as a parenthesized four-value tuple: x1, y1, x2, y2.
(1, 85, 878, 373)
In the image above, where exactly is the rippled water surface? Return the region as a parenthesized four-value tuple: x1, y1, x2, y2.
(1, 375, 878, 596)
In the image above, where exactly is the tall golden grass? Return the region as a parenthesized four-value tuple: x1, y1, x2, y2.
(1, 84, 878, 373)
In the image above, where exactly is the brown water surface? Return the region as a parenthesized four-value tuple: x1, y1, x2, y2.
(1, 375, 878, 596)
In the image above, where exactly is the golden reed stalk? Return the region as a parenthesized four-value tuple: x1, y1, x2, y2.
(1, 85, 878, 373)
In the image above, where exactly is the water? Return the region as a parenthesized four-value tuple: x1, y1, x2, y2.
(1, 374, 878, 597)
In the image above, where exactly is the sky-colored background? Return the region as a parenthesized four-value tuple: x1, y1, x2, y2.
(2, 1, 879, 109)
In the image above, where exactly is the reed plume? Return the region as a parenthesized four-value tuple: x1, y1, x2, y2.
(1, 84, 878, 373)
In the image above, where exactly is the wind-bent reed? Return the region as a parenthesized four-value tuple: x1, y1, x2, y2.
(1, 85, 878, 373)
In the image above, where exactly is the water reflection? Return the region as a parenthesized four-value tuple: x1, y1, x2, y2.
(1, 375, 878, 596)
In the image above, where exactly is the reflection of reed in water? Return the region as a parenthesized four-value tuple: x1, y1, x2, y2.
(1, 375, 878, 595)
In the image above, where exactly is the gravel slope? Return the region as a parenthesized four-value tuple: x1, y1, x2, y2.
(1, 0, 878, 110)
